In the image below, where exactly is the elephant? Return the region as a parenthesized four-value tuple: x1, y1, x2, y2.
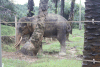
(15, 13, 72, 56)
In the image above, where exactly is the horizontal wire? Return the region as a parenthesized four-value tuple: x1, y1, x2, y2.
(0, 21, 100, 23)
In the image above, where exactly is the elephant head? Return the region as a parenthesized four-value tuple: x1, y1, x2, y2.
(14, 17, 35, 50)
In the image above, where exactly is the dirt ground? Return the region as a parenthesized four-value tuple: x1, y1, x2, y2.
(2, 51, 38, 63)
(2, 47, 82, 63)
(1, 36, 82, 63)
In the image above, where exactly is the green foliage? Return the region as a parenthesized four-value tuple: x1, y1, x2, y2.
(15, 4, 39, 19)
(0, 0, 15, 22)
(34, 6, 39, 15)
(1, 24, 15, 36)
(48, 0, 56, 13)
(15, 4, 28, 19)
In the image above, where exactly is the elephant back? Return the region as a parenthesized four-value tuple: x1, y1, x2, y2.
(45, 14, 71, 33)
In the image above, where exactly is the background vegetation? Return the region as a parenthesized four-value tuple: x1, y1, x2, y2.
(0, 0, 85, 28)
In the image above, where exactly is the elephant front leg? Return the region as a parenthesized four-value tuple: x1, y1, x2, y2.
(59, 41, 66, 56)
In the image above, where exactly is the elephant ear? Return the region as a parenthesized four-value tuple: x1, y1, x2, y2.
(27, 23, 33, 32)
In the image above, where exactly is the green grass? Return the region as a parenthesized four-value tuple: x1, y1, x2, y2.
(1, 24, 84, 67)
(43, 29, 84, 56)
(2, 58, 82, 67)
(1, 25, 15, 52)
(43, 42, 60, 53)
(1, 25, 15, 36)
(69, 29, 84, 42)
(2, 44, 16, 52)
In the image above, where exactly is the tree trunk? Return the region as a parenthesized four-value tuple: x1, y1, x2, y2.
(29, 0, 48, 55)
(82, 0, 100, 67)
(52, 0, 59, 14)
(68, 0, 75, 34)
(55, 0, 57, 14)
(66, 0, 75, 41)
(60, 0, 64, 16)
(27, 0, 34, 17)
(20, 0, 49, 56)
(68, 0, 75, 21)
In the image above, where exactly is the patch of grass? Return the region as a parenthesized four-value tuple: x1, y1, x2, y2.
(72, 29, 84, 37)
(1, 25, 15, 36)
(43, 42, 60, 53)
(67, 41, 84, 47)
(2, 58, 82, 67)
(2, 44, 16, 52)
(69, 36, 83, 42)
(75, 46, 83, 55)
(66, 29, 84, 55)
(42, 29, 84, 55)
(2, 58, 29, 67)
(69, 29, 84, 41)
(34, 58, 82, 67)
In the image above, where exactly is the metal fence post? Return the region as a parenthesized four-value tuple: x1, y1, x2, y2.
(0, 18, 2, 67)
(15, 15, 17, 44)
(79, 0, 82, 30)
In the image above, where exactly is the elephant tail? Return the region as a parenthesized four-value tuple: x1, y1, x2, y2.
(66, 22, 72, 34)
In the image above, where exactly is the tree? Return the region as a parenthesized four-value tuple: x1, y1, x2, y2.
(20, 0, 49, 56)
(27, 0, 35, 17)
(15, 4, 28, 20)
(82, 0, 100, 67)
(0, 0, 15, 22)
(60, 0, 64, 16)
(68, 0, 75, 34)
(68, 0, 75, 21)
(51, 0, 59, 14)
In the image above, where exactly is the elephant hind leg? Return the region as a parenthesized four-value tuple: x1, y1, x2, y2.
(57, 33, 67, 56)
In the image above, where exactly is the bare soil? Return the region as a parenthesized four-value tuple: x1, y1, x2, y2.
(2, 51, 38, 63)
(2, 47, 80, 63)
(2, 36, 82, 63)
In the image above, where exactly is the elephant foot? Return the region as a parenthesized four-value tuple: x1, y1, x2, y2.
(37, 51, 43, 56)
(59, 52, 66, 56)
(37, 53, 45, 58)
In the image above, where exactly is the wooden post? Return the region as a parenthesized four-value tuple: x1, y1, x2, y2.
(79, 0, 82, 30)
(15, 15, 17, 44)
(0, 18, 2, 67)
